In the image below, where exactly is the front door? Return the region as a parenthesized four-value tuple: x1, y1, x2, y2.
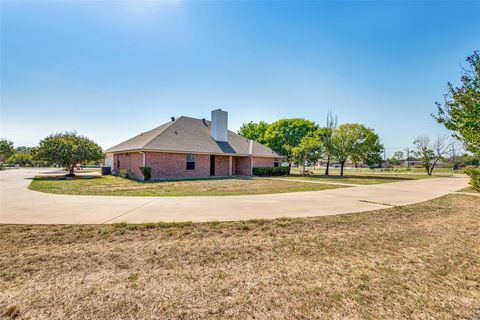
(210, 155, 215, 176)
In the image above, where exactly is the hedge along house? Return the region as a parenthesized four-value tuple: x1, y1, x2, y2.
(104, 109, 283, 180)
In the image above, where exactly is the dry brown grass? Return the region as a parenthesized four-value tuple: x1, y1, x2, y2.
(1, 194, 479, 319)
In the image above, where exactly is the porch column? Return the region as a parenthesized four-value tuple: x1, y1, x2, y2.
(229, 156, 233, 176)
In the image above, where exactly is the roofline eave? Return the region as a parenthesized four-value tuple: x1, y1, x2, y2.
(105, 148, 283, 158)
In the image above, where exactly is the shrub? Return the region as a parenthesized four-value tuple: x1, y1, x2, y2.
(139, 166, 152, 181)
(464, 167, 480, 192)
(252, 166, 290, 176)
(118, 169, 129, 179)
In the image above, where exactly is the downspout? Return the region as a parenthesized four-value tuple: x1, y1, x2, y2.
(139, 151, 146, 181)
(248, 140, 254, 176)
(139, 151, 146, 167)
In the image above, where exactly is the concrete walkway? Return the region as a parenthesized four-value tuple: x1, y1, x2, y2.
(0, 168, 471, 224)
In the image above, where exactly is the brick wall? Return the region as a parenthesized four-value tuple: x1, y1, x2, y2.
(113, 152, 281, 179)
(145, 152, 210, 179)
(114, 152, 143, 179)
(215, 155, 230, 176)
(253, 157, 282, 168)
(253, 157, 274, 168)
(235, 156, 252, 176)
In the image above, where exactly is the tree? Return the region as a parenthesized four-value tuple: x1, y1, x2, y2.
(390, 151, 405, 166)
(413, 135, 452, 175)
(0, 139, 15, 164)
(238, 121, 269, 144)
(36, 132, 103, 176)
(433, 51, 480, 156)
(353, 128, 383, 167)
(264, 118, 317, 166)
(331, 123, 382, 176)
(322, 112, 338, 175)
(6, 153, 33, 167)
(292, 130, 324, 175)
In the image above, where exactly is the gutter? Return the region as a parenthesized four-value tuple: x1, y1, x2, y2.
(139, 151, 146, 167)
(248, 140, 254, 176)
(107, 148, 283, 158)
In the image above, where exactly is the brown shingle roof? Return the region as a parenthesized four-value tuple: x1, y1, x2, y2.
(105, 117, 282, 157)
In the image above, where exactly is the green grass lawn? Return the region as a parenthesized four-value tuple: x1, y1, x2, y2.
(458, 187, 480, 193)
(1, 194, 479, 319)
(282, 173, 445, 185)
(29, 175, 346, 196)
(290, 166, 456, 176)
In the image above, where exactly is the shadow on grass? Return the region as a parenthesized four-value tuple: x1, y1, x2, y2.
(28, 175, 252, 183)
(289, 174, 415, 181)
(28, 175, 101, 181)
(139, 175, 251, 184)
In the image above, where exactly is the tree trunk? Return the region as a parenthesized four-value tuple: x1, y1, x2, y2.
(325, 157, 330, 176)
(340, 161, 345, 176)
(302, 156, 306, 176)
(66, 164, 76, 177)
(429, 159, 438, 176)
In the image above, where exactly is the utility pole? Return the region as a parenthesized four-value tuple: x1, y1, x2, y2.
(452, 143, 455, 173)
(384, 148, 386, 168)
(406, 147, 410, 168)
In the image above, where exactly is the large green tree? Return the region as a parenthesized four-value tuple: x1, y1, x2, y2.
(433, 51, 480, 156)
(292, 130, 324, 175)
(0, 139, 15, 164)
(331, 123, 383, 176)
(238, 121, 269, 144)
(36, 132, 103, 176)
(264, 118, 317, 165)
(350, 127, 383, 167)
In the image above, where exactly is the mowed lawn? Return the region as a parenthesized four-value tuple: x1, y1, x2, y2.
(1, 194, 479, 319)
(28, 175, 345, 196)
(284, 173, 448, 185)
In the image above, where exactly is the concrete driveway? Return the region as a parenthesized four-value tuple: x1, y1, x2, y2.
(0, 168, 470, 224)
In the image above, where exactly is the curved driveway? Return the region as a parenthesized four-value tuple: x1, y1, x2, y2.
(0, 168, 469, 224)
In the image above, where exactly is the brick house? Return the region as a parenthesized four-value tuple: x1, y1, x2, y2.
(104, 109, 283, 180)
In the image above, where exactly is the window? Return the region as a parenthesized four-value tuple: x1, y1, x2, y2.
(274, 160, 279, 167)
(186, 154, 195, 170)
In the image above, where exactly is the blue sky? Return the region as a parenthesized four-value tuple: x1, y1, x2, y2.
(1, 1, 479, 155)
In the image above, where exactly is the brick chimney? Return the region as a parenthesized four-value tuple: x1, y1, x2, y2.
(211, 109, 228, 142)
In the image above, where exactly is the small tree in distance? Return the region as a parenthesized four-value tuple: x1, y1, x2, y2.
(0, 139, 15, 164)
(331, 123, 382, 176)
(322, 111, 338, 175)
(413, 135, 452, 176)
(331, 124, 359, 176)
(292, 130, 324, 175)
(389, 151, 405, 166)
(36, 132, 103, 176)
